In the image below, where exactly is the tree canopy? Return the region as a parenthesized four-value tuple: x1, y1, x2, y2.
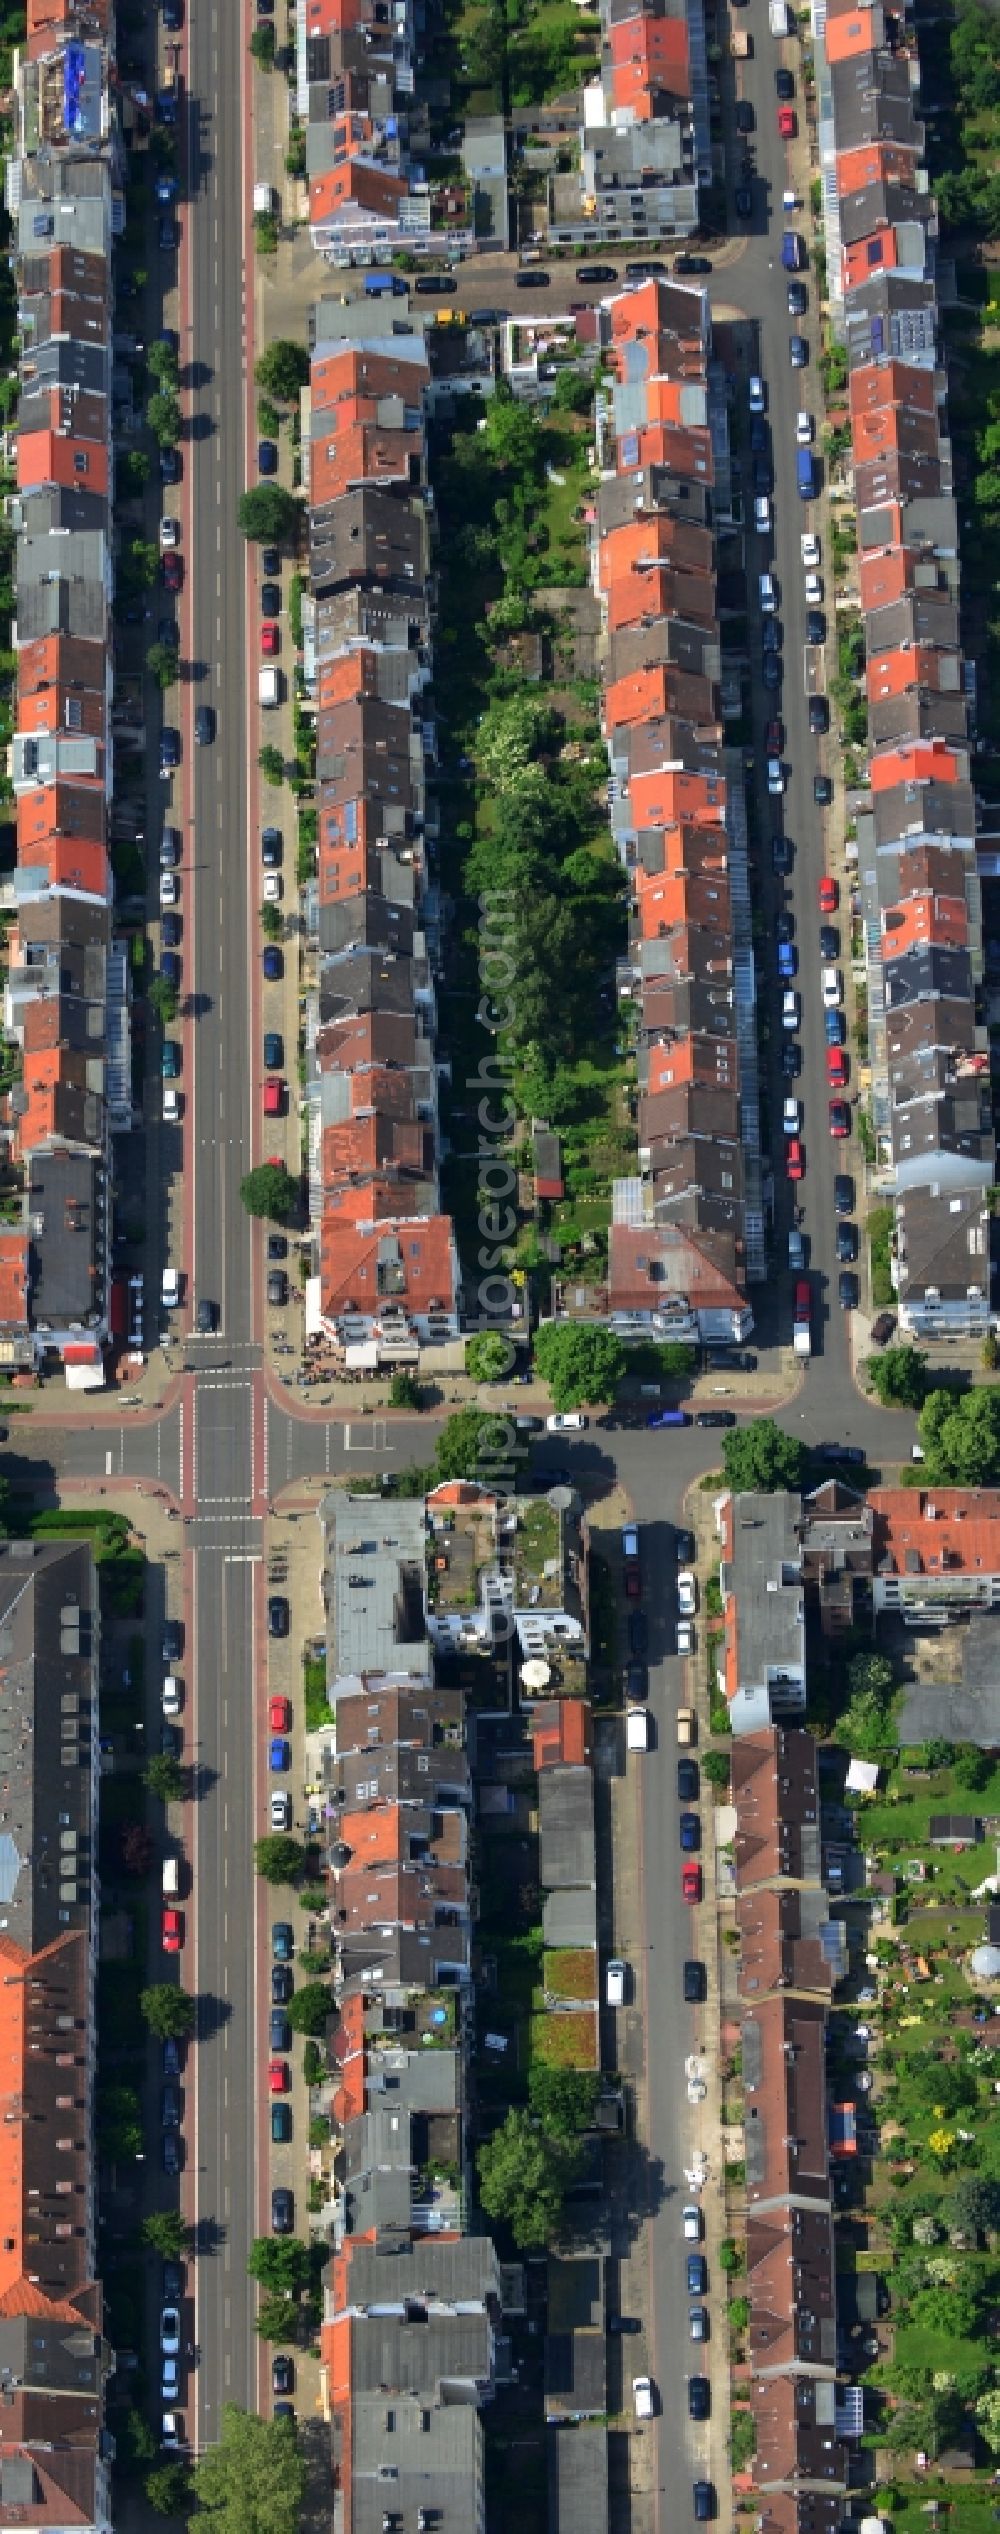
(464, 1331, 513, 1385)
(147, 391, 182, 447)
(432, 1408, 516, 1485)
(533, 1323, 625, 1409)
(721, 1419, 806, 1494)
(240, 1164, 298, 1222)
(477, 2108, 580, 2250)
(140, 1984, 196, 2040)
(866, 1345, 929, 1410)
(918, 1386, 1000, 1484)
(526, 2065, 600, 2139)
(237, 484, 302, 544)
(285, 1980, 332, 2037)
(190, 2403, 305, 2534)
(253, 1834, 306, 1885)
(142, 2209, 192, 2258)
(950, 2177, 1000, 2237)
(255, 339, 310, 401)
(247, 2237, 312, 2296)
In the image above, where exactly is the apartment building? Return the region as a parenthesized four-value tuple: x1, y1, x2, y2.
(813, 0, 995, 1339)
(0, 1535, 110, 2533)
(0, 10, 133, 1385)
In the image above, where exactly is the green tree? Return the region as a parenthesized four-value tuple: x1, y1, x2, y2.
(477, 2109, 579, 2250)
(954, 1742, 992, 1792)
(527, 2065, 601, 2137)
(250, 20, 276, 63)
(140, 1984, 196, 2040)
(908, 2286, 979, 2339)
(465, 1331, 513, 1384)
(260, 902, 283, 943)
(247, 2237, 312, 2296)
(191, 2404, 305, 2534)
(841, 1689, 896, 1760)
(976, 2385, 1000, 2453)
(285, 1981, 332, 2037)
(433, 1408, 517, 1484)
(127, 537, 159, 590)
(255, 2293, 300, 2341)
(238, 484, 302, 544)
(240, 1165, 297, 1223)
(919, 1386, 1000, 1485)
(147, 390, 182, 447)
(923, 1738, 956, 1771)
(147, 972, 179, 1026)
(551, 366, 594, 416)
(848, 1652, 896, 1703)
(719, 2238, 744, 2275)
(119, 448, 151, 493)
(533, 1322, 625, 1409)
(729, 2295, 751, 2333)
(388, 1370, 423, 1411)
(721, 1419, 806, 1494)
(866, 1346, 929, 1410)
(259, 744, 285, 786)
(254, 1834, 305, 1883)
(147, 641, 178, 690)
(701, 1748, 731, 1789)
(98, 2082, 143, 2160)
(142, 2209, 193, 2258)
(302, 2039, 323, 2086)
(145, 2461, 193, 2516)
(147, 338, 180, 389)
(256, 339, 310, 402)
(144, 1752, 184, 1804)
(951, 2179, 1000, 2237)
(481, 382, 545, 476)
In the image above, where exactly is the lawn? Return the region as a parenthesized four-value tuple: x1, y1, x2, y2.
(544, 1946, 596, 2001)
(529, 2004, 598, 2067)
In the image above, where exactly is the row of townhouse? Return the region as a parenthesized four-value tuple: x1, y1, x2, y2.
(0, 1536, 111, 2532)
(0, 0, 133, 1390)
(732, 1727, 851, 2534)
(314, 1486, 595, 2532)
(813, 0, 995, 1341)
(299, 0, 709, 265)
(298, 297, 465, 1365)
(581, 278, 758, 1348)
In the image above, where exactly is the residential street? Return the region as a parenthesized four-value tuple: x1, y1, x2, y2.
(10, 0, 914, 2491)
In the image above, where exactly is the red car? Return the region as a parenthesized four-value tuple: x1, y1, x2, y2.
(829, 1100, 850, 1139)
(682, 1862, 702, 1905)
(162, 1907, 183, 1954)
(263, 1079, 285, 1117)
(624, 1564, 642, 1601)
(786, 1137, 805, 1181)
(765, 717, 784, 755)
(269, 2058, 289, 2094)
(269, 1695, 291, 1731)
(162, 550, 183, 592)
(260, 621, 279, 656)
(778, 104, 796, 135)
(818, 875, 839, 913)
(827, 1046, 848, 1089)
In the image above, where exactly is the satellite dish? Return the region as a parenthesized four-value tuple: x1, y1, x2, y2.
(521, 1658, 552, 1690)
(547, 1484, 574, 1510)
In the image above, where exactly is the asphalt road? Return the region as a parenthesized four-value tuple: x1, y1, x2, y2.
(182, 0, 261, 2442)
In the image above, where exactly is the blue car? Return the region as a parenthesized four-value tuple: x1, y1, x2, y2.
(263, 946, 283, 981)
(687, 2253, 708, 2297)
(824, 1008, 845, 1046)
(680, 1811, 701, 1852)
(258, 440, 278, 476)
(777, 941, 797, 978)
(269, 1737, 290, 1773)
(272, 1921, 294, 1961)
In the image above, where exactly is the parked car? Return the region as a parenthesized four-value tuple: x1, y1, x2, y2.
(682, 1862, 701, 1904)
(677, 1759, 698, 1801)
(627, 1612, 647, 1657)
(271, 1962, 293, 2005)
(677, 1571, 697, 1616)
(272, 1921, 294, 1961)
(828, 1100, 850, 1139)
(160, 2305, 181, 2355)
(271, 2188, 294, 2233)
(687, 2253, 708, 2296)
(161, 1907, 183, 1953)
(679, 1812, 701, 1853)
(268, 1595, 289, 1637)
(689, 2306, 708, 2341)
(683, 1959, 706, 2003)
(606, 1958, 626, 2007)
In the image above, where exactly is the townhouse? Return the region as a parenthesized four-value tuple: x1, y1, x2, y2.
(578, 278, 760, 1349)
(0, 1536, 110, 2533)
(302, 302, 463, 1369)
(0, 5, 131, 1386)
(732, 1730, 850, 2524)
(813, 0, 995, 1339)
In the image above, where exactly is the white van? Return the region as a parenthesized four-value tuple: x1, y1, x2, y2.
(162, 1856, 180, 1897)
(162, 1085, 181, 1124)
(606, 1958, 626, 2007)
(161, 1267, 181, 1310)
(626, 1707, 649, 1753)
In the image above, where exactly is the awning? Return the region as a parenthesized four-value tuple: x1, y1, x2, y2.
(345, 1341, 379, 1370)
(64, 1358, 106, 1391)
